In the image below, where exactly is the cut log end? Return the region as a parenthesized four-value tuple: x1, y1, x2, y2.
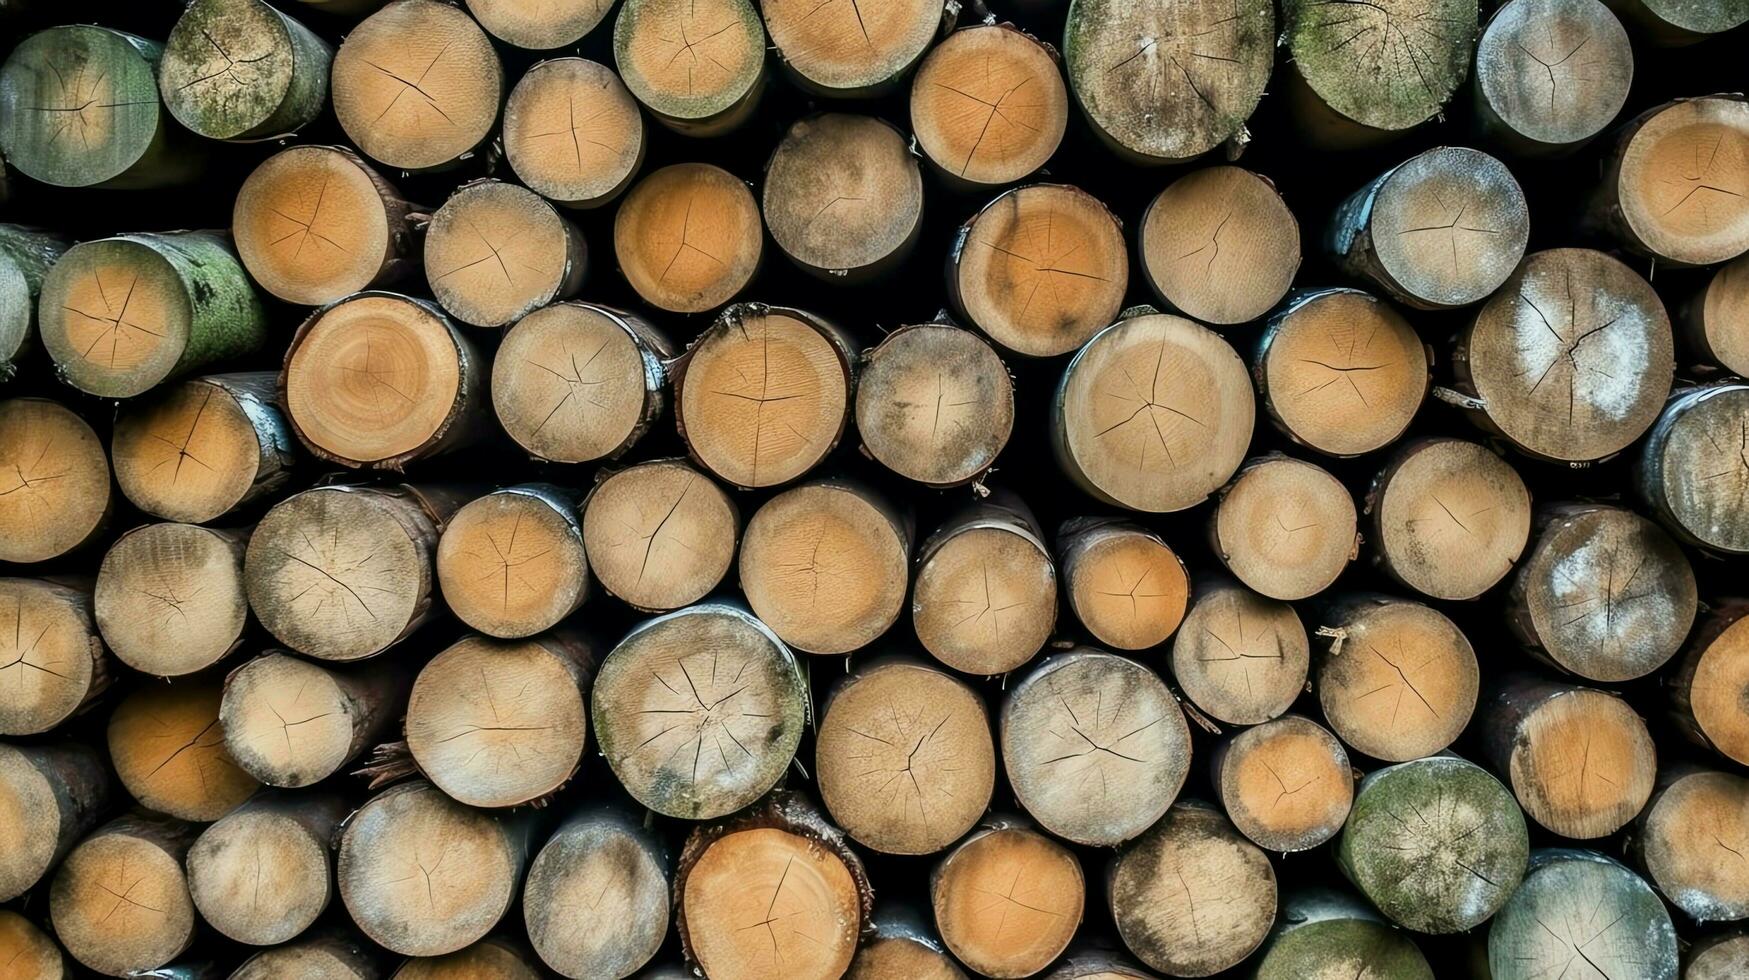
(856, 323, 1014, 487)
(581, 460, 737, 611)
(437, 487, 588, 638)
(1500, 685, 1656, 839)
(613, 0, 765, 132)
(1489, 851, 1678, 980)
(911, 25, 1067, 185)
(1687, 254, 1749, 374)
(764, 114, 923, 280)
(95, 523, 247, 677)
(1315, 598, 1479, 762)
(186, 793, 345, 945)
(0, 400, 110, 565)
(109, 680, 259, 821)
(503, 58, 644, 208)
(523, 810, 670, 979)
(1606, 0, 1749, 44)
(233, 935, 378, 980)
(615, 163, 761, 314)
(1476, 0, 1634, 151)
(1253, 889, 1433, 980)
(0, 226, 71, 373)
(0, 580, 105, 737)
(1218, 715, 1353, 852)
(933, 821, 1085, 979)
(1641, 383, 1749, 553)
(1608, 96, 1749, 266)
(233, 146, 405, 306)
(393, 938, 544, 979)
(0, 911, 64, 980)
(0, 743, 109, 902)
(1283, 0, 1479, 138)
(0, 26, 170, 188)
(425, 181, 585, 328)
(49, 817, 197, 977)
(1140, 166, 1300, 325)
(112, 375, 290, 523)
(1372, 438, 1532, 600)
(1689, 934, 1749, 980)
(1059, 520, 1189, 651)
(1214, 455, 1357, 601)
(1638, 769, 1749, 922)
(220, 652, 382, 787)
(762, 0, 939, 95)
(914, 505, 1057, 676)
(467, 0, 611, 49)
(1674, 615, 1749, 765)
(1170, 582, 1310, 725)
(160, 0, 331, 141)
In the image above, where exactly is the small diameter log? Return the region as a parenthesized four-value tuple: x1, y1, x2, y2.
(948, 184, 1128, 357)
(764, 114, 923, 281)
(1138, 167, 1300, 326)
(1682, 253, 1749, 375)
(1689, 932, 1749, 980)
(523, 807, 670, 979)
(1063, 0, 1274, 164)
(0, 742, 108, 901)
(0, 578, 109, 736)
(331, 0, 503, 171)
(676, 792, 872, 980)
(1213, 714, 1353, 852)
(1668, 604, 1749, 765)
(233, 145, 417, 306)
(1337, 755, 1529, 934)
(910, 24, 1067, 186)
(425, 180, 587, 328)
(1001, 649, 1191, 847)
(160, 0, 331, 141)
(1054, 310, 1254, 512)
(1506, 504, 1696, 681)
(816, 657, 995, 854)
(233, 934, 378, 980)
(913, 495, 1056, 675)
(1314, 595, 1479, 762)
(503, 59, 644, 208)
(1473, 0, 1634, 155)
(221, 651, 404, 787)
(0, 399, 109, 564)
(932, 815, 1084, 979)
(436, 485, 588, 639)
(1253, 288, 1430, 457)
(466, 0, 611, 48)
(849, 908, 964, 980)
(1603, 0, 1749, 44)
(111, 373, 296, 524)
(1212, 454, 1357, 601)
(739, 480, 910, 655)
(38, 231, 267, 399)
(405, 633, 596, 808)
(393, 938, 542, 979)
(95, 523, 248, 677)
(282, 292, 487, 469)
(0, 911, 67, 980)
(337, 781, 535, 957)
(1057, 518, 1189, 651)
(0, 225, 69, 379)
(613, 0, 765, 135)
(1638, 382, 1749, 553)
(855, 322, 1014, 487)
(613, 163, 763, 313)
(1170, 581, 1310, 726)
(591, 604, 807, 819)
(761, 0, 940, 97)
(48, 814, 198, 977)
(581, 459, 738, 612)
(1107, 800, 1277, 977)
(1328, 146, 1529, 310)
(109, 679, 259, 821)
(186, 791, 348, 944)
(673, 303, 855, 488)
(1631, 766, 1749, 922)
(1367, 438, 1532, 599)
(1488, 850, 1678, 980)
(1588, 95, 1749, 266)
(1252, 888, 1434, 980)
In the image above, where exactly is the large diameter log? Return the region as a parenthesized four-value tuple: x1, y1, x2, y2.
(1170, 580, 1309, 725)
(282, 293, 487, 469)
(502, 58, 644, 208)
(1107, 800, 1276, 977)
(592, 604, 807, 819)
(1487, 849, 1677, 980)
(932, 815, 1084, 979)
(436, 485, 588, 639)
(1366, 437, 1531, 599)
(613, 0, 766, 135)
(1314, 595, 1479, 762)
(849, 907, 965, 980)
(1668, 603, 1749, 765)
(1252, 888, 1433, 980)
(425, 180, 586, 328)
(613, 163, 762, 313)
(1682, 254, 1749, 375)
(1689, 932, 1749, 980)
(1253, 288, 1430, 457)
(109, 678, 259, 820)
(1587, 95, 1749, 266)
(1054, 310, 1253, 512)
(580, 459, 737, 612)
(1002, 649, 1190, 846)
(761, 0, 939, 97)
(331, 0, 504, 171)
(160, 0, 331, 141)
(909, 24, 1066, 186)
(1213, 714, 1353, 852)
(0, 399, 110, 564)
(0, 578, 110, 736)
(764, 114, 923, 281)
(0, 742, 108, 901)
(1063, 0, 1273, 164)
(676, 791, 872, 980)
(855, 322, 1014, 487)
(523, 807, 670, 979)
(467, 0, 610, 48)
(393, 938, 542, 979)
(1057, 518, 1189, 651)
(49, 814, 198, 976)
(0, 225, 68, 379)
(232, 933, 379, 979)
(1211, 454, 1357, 600)
(1603, 0, 1749, 44)
(1138, 167, 1300, 326)
(38, 231, 266, 399)
(913, 495, 1056, 675)
(111, 373, 296, 524)
(221, 651, 405, 787)
(96, 523, 249, 678)
(1506, 504, 1696, 681)
(1337, 755, 1529, 934)
(1638, 382, 1749, 553)
(0, 910, 67, 979)
(337, 781, 536, 957)
(186, 791, 347, 945)
(1631, 766, 1749, 922)
(1473, 0, 1635, 155)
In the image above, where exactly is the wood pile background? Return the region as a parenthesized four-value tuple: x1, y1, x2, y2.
(0, 0, 1747, 977)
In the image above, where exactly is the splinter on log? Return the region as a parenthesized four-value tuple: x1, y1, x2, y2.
(591, 603, 808, 819)
(0, 911, 66, 979)
(1251, 888, 1434, 980)
(1588, 95, 1749, 266)
(1367, 437, 1532, 599)
(613, 0, 767, 135)
(0, 742, 108, 901)
(1056, 518, 1189, 651)
(760, 0, 941, 97)
(1488, 850, 1678, 980)
(232, 934, 378, 980)
(437, 485, 589, 639)
(613, 163, 763, 313)
(1681, 254, 1749, 375)
(1630, 765, 1749, 922)
(1138, 167, 1300, 326)
(220, 650, 404, 787)
(232, 145, 417, 306)
(0, 579, 109, 736)
(94, 522, 249, 677)
(855, 322, 1014, 487)
(1314, 595, 1479, 762)
(466, 0, 612, 49)
(1214, 714, 1353, 852)
(1637, 381, 1749, 554)
(931, 815, 1084, 979)
(502, 59, 644, 208)
(580, 459, 738, 611)
(1170, 580, 1310, 725)
(111, 373, 295, 524)
(913, 495, 1057, 675)
(523, 806, 670, 979)
(1063, 0, 1274, 164)
(1327, 146, 1530, 309)
(0, 399, 110, 564)
(0, 225, 68, 379)
(330, 0, 504, 171)
(1337, 755, 1529, 934)
(424, 180, 587, 328)
(673, 303, 856, 488)
(109, 679, 258, 821)
(1473, 0, 1635, 155)
(1001, 649, 1191, 847)
(909, 24, 1067, 186)
(48, 813, 198, 977)
(1211, 454, 1357, 601)
(1253, 288, 1430, 457)
(739, 480, 910, 655)
(1506, 503, 1696, 681)
(38, 231, 267, 398)
(815, 657, 996, 855)
(848, 908, 965, 980)
(1668, 603, 1749, 765)
(1603, 0, 1749, 44)
(185, 791, 347, 945)
(948, 183, 1128, 357)
(159, 0, 332, 141)
(1107, 799, 1277, 977)
(763, 114, 923, 281)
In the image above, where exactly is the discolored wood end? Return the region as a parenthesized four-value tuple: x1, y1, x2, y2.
(1639, 769, 1749, 922)
(233, 145, 403, 306)
(467, 0, 612, 49)
(1253, 890, 1433, 980)
(761, 0, 940, 95)
(159, 0, 328, 141)
(0, 579, 105, 736)
(220, 652, 374, 787)
(1315, 597, 1479, 762)
(1489, 850, 1678, 980)
(1371, 438, 1531, 599)
(523, 810, 670, 979)
(932, 822, 1085, 979)
(425, 180, 585, 328)
(95, 523, 247, 677)
(914, 508, 1057, 676)
(613, 0, 765, 132)
(233, 935, 378, 980)
(48, 816, 197, 977)
(436, 486, 588, 639)
(1213, 455, 1357, 601)
(1059, 520, 1189, 651)
(503, 58, 644, 208)
(1170, 582, 1310, 726)
(1605, 0, 1749, 43)
(614, 163, 762, 313)
(108, 679, 258, 821)
(856, 323, 1014, 487)
(764, 114, 923, 279)
(38, 238, 194, 398)
(910, 25, 1067, 185)
(1282, 0, 1480, 136)
(1140, 166, 1300, 325)
(186, 793, 345, 945)
(0, 743, 107, 902)
(1608, 96, 1749, 266)
(0, 26, 167, 188)
(1475, 0, 1634, 151)
(1690, 933, 1749, 980)
(1218, 715, 1353, 852)
(1641, 383, 1749, 553)
(581, 459, 737, 612)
